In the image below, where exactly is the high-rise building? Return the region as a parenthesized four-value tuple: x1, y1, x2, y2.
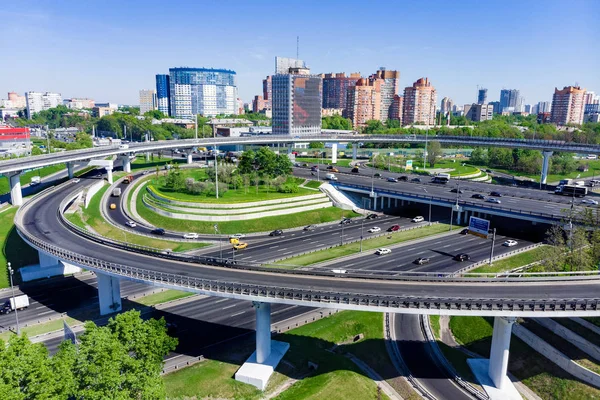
(346, 78, 381, 128)
(536, 101, 551, 113)
(440, 97, 454, 114)
(1, 92, 26, 109)
(464, 103, 494, 122)
(551, 86, 586, 125)
(252, 95, 270, 114)
(25, 92, 62, 118)
(155, 74, 170, 116)
(139, 89, 157, 115)
(389, 95, 403, 124)
(477, 88, 487, 105)
(275, 57, 306, 74)
(369, 69, 400, 122)
(262, 76, 272, 101)
(402, 78, 437, 126)
(499, 89, 520, 112)
(524, 104, 532, 114)
(584, 91, 599, 105)
(322, 72, 361, 110)
(272, 60, 322, 135)
(488, 101, 501, 114)
(166, 67, 237, 118)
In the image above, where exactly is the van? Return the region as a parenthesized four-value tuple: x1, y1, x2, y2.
(325, 173, 338, 181)
(119, 144, 129, 150)
(575, 181, 585, 186)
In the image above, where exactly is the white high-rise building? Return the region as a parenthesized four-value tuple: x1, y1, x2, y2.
(25, 92, 62, 118)
(537, 101, 551, 113)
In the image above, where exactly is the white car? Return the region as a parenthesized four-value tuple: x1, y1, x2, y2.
(486, 197, 501, 204)
(503, 240, 518, 247)
(183, 233, 199, 239)
(412, 216, 425, 223)
(72, 178, 80, 183)
(582, 199, 599, 205)
(125, 221, 137, 228)
(368, 227, 381, 233)
(229, 233, 245, 239)
(375, 248, 391, 255)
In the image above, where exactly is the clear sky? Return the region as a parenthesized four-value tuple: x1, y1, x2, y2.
(1, 0, 598, 107)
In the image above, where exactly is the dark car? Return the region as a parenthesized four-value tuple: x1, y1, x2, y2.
(366, 213, 379, 220)
(454, 253, 471, 262)
(269, 229, 283, 236)
(340, 218, 353, 225)
(387, 224, 400, 232)
(471, 193, 486, 199)
(411, 177, 421, 182)
(150, 228, 165, 235)
(450, 188, 463, 194)
(490, 191, 502, 197)
(485, 169, 493, 173)
(374, 173, 382, 178)
(398, 176, 408, 181)
(414, 257, 430, 265)
(387, 177, 398, 183)
(351, 167, 360, 173)
(460, 228, 469, 235)
(326, 165, 334, 170)
(304, 224, 316, 231)
(310, 166, 318, 172)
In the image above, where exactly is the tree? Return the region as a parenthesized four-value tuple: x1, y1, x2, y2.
(426, 141, 443, 167)
(470, 147, 487, 165)
(31, 146, 43, 156)
(363, 120, 384, 134)
(386, 119, 401, 129)
(308, 142, 324, 149)
(164, 165, 185, 190)
(237, 149, 256, 175)
(322, 115, 352, 130)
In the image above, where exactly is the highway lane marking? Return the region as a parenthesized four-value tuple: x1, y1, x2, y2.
(38, 310, 54, 316)
(215, 298, 228, 303)
(222, 304, 236, 310)
(281, 251, 295, 255)
(269, 246, 279, 249)
(231, 311, 245, 317)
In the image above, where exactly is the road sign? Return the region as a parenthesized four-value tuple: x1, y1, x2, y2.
(468, 216, 490, 238)
(64, 321, 77, 345)
(406, 160, 413, 170)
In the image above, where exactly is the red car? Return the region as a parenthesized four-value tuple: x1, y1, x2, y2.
(387, 225, 400, 232)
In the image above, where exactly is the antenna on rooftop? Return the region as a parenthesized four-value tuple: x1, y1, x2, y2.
(296, 36, 299, 59)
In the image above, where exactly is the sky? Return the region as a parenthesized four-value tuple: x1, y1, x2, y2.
(1, 0, 599, 107)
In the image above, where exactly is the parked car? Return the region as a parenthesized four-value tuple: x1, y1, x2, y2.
(125, 221, 137, 228)
(454, 253, 470, 262)
(387, 177, 398, 183)
(411, 177, 421, 182)
(229, 233, 245, 239)
(368, 227, 381, 233)
(450, 188, 463, 194)
(304, 224, 316, 231)
(414, 257, 430, 265)
(151, 228, 166, 236)
(412, 216, 425, 223)
(503, 240, 518, 247)
(490, 191, 502, 197)
(486, 197, 501, 204)
(398, 176, 408, 181)
(269, 229, 283, 236)
(387, 224, 400, 232)
(471, 194, 486, 199)
(375, 248, 391, 255)
(183, 233, 199, 239)
(582, 199, 599, 205)
(460, 228, 469, 235)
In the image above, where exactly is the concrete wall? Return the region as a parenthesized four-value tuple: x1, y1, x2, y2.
(85, 179, 106, 209)
(320, 183, 361, 211)
(513, 323, 600, 388)
(533, 318, 600, 361)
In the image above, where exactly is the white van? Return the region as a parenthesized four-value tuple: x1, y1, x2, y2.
(325, 173, 338, 181)
(119, 144, 129, 150)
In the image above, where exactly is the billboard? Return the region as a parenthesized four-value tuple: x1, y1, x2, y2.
(468, 216, 490, 238)
(405, 160, 413, 170)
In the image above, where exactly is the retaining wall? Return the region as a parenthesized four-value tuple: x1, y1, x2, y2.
(532, 318, 600, 362)
(84, 179, 106, 209)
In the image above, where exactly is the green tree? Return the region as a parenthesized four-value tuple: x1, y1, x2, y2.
(469, 147, 487, 165)
(144, 110, 166, 119)
(426, 141, 443, 167)
(237, 149, 256, 175)
(386, 119, 401, 129)
(363, 120, 384, 134)
(322, 114, 352, 130)
(164, 165, 185, 190)
(31, 146, 43, 156)
(308, 142, 324, 149)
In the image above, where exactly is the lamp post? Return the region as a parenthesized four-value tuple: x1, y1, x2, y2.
(214, 147, 219, 199)
(488, 228, 497, 265)
(423, 188, 432, 226)
(214, 224, 223, 260)
(194, 114, 198, 140)
(360, 198, 368, 252)
(7, 262, 20, 335)
(449, 183, 460, 231)
(340, 217, 345, 246)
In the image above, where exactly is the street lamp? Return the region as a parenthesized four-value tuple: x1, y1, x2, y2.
(214, 224, 223, 260)
(488, 228, 497, 265)
(423, 188, 432, 226)
(360, 198, 368, 252)
(449, 183, 460, 231)
(214, 147, 219, 199)
(7, 262, 20, 335)
(340, 217, 345, 246)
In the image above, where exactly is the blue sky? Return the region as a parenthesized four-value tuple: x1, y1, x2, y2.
(1, 0, 598, 107)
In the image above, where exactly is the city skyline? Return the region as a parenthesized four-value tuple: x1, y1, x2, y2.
(1, 1, 599, 107)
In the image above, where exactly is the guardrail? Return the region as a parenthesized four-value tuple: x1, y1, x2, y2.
(451, 243, 545, 277)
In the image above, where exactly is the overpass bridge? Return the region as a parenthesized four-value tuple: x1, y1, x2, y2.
(13, 178, 600, 395)
(3, 133, 600, 205)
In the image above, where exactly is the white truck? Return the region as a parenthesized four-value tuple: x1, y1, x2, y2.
(325, 173, 338, 181)
(30, 176, 41, 186)
(112, 188, 122, 197)
(0, 295, 29, 314)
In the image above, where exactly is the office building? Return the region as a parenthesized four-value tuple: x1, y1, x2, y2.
(524, 104, 532, 113)
(92, 106, 115, 118)
(584, 91, 599, 105)
(389, 95, 403, 124)
(488, 101, 501, 114)
(263, 75, 272, 103)
(65, 98, 95, 109)
(0, 124, 31, 156)
(464, 103, 494, 122)
(369, 69, 400, 121)
(275, 57, 306, 74)
(499, 89, 520, 112)
(402, 78, 437, 126)
(272, 60, 322, 135)
(551, 86, 586, 125)
(155, 74, 170, 115)
(477, 88, 487, 105)
(322, 72, 360, 110)
(440, 97, 454, 114)
(346, 78, 381, 128)
(536, 101, 551, 113)
(139, 89, 157, 114)
(25, 92, 62, 118)
(0, 92, 26, 109)
(166, 67, 237, 118)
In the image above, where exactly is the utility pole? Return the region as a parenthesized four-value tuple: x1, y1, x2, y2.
(488, 228, 497, 265)
(214, 147, 219, 199)
(7, 263, 20, 335)
(340, 217, 345, 246)
(423, 127, 428, 170)
(195, 114, 198, 140)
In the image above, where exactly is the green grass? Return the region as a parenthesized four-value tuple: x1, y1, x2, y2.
(437, 341, 478, 384)
(0, 207, 39, 288)
(551, 318, 600, 347)
(450, 316, 600, 399)
(0, 163, 67, 195)
(280, 223, 453, 266)
(0, 316, 81, 342)
(429, 315, 440, 339)
(371, 158, 479, 177)
(131, 158, 186, 171)
(467, 246, 547, 274)
(133, 290, 194, 306)
(295, 157, 352, 168)
(476, 159, 600, 184)
(303, 180, 323, 189)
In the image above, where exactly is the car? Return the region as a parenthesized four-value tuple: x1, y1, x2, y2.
(375, 248, 392, 255)
(411, 177, 421, 182)
(387, 224, 400, 232)
(412, 216, 425, 223)
(374, 173, 382, 178)
(151, 228, 166, 236)
(503, 240, 518, 247)
(366, 213, 378, 219)
(414, 257, 430, 265)
(486, 197, 501, 204)
(310, 166, 317, 171)
(582, 199, 599, 205)
(454, 253, 470, 262)
(330, 167, 339, 173)
(351, 167, 360, 173)
(485, 169, 493, 173)
(326, 165, 333, 170)
(229, 233, 245, 239)
(398, 176, 408, 181)
(183, 233, 199, 239)
(460, 228, 469, 235)
(233, 242, 248, 250)
(368, 227, 381, 233)
(303, 163, 309, 167)
(340, 218, 353, 225)
(72, 178, 80, 183)
(109, 203, 116, 210)
(450, 188, 463, 194)
(142, 170, 149, 175)
(387, 177, 398, 183)
(471, 193, 486, 199)
(490, 191, 502, 197)
(304, 224, 316, 231)
(125, 221, 137, 228)
(269, 229, 283, 236)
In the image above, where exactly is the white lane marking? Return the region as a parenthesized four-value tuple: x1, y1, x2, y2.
(269, 246, 279, 249)
(38, 310, 54, 316)
(281, 251, 295, 255)
(222, 304, 236, 310)
(231, 311, 245, 317)
(215, 298, 228, 303)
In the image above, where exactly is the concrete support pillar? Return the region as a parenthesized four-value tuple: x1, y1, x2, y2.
(331, 143, 338, 164)
(380, 196, 384, 210)
(401, 199, 405, 206)
(352, 144, 358, 161)
(145, 152, 150, 162)
(186, 150, 193, 164)
(97, 272, 122, 315)
(106, 168, 113, 184)
(9, 172, 23, 206)
(121, 155, 131, 173)
(541, 151, 553, 185)
(254, 301, 271, 364)
(387, 197, 391, 208)
(456, 210, 462, 225)
(489, 317, 516, 389)
(38, 251, 60, 268)
(395, 198, 398, 207)
(66, 162, 74, 179)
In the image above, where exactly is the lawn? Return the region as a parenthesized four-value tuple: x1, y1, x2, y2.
(0, 207, 39, 288)
(0, 316, 81, 342)
(475, 159, 600, 184)
(467, 245, 547, 274)
(429, 315, 440, 339)
(133, 290, 194, 306)
(0, 163, 67, 195)
(371, 158, 480, 177)
(449, 316, 600, 399)
(295, 157, 353, 168)
(131, 158, 186, 171)
(303, 180, 323, 189)
(279, 223, 453, 266)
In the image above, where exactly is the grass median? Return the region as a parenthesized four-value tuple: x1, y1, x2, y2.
(467, 245, 547, 274)
(278, 223, 454, 267)
(134, 290, 194, 306)
(0, 207, 39, 288)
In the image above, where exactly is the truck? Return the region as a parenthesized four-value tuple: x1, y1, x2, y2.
(0, 295, 29, 314)
(229, 237, 248, 250)
(30, 176, 41, 186)
(555, 185, 588, 197)
(325, 173, 338, 181)
(112, 187, 122, 197)
(432, 173, 450, 184)
(559, 179, 573, 186)
(123, 175, 134, 184)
